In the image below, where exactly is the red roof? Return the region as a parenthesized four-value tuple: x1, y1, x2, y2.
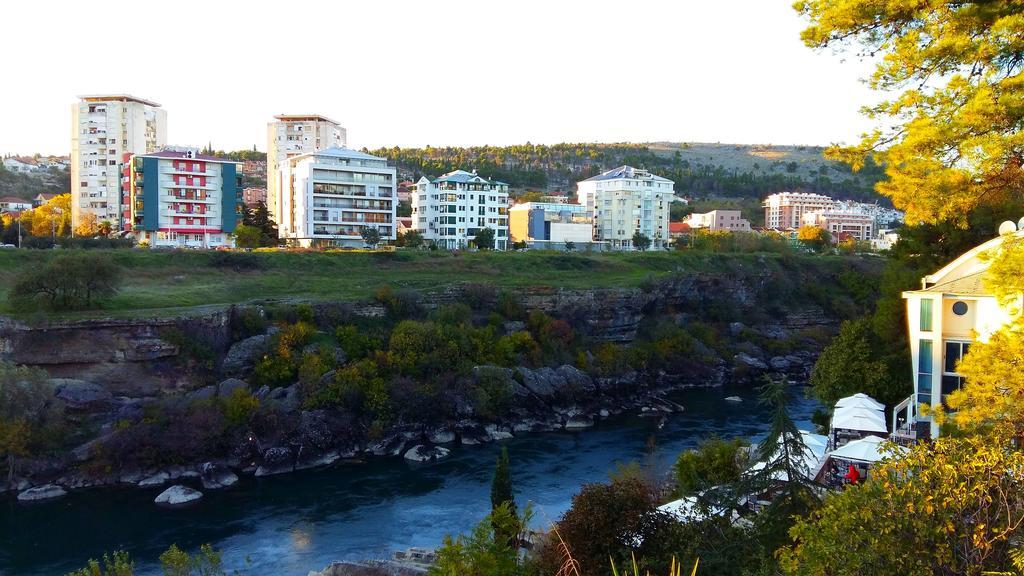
(0, 196, 31, 204)
(669, 222, 691, 234)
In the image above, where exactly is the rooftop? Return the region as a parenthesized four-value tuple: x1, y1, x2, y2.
(273, 114, 341, 125)
(580, 165, 672, 183)
(139, 149, 240, 164)
(78, 94, 161, 107)
(293, 146, 388, 163)
(919, 270, 989, 297)
(429, 169, 508, 186)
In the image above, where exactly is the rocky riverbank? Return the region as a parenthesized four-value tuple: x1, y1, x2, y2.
(1, 260, 870, 500)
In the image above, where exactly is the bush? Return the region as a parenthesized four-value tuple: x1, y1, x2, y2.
(207, 251, 265, 271)
(375, 285, 424, 319)
(220, 387, 259, 429)
(10, 252, 122, 310)
(673, 436, 749, 496)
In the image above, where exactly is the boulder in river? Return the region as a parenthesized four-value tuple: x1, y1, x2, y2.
(137, 471, 170, 488)
(403, 445, 450, 463)
(200, 462, 238, 490)
(154, 485, 203, 506)
(725, 396, 743, 403)
(565, 415, 595, 430)
(17, 484, 67, 502)
(255, 447, 294, 476)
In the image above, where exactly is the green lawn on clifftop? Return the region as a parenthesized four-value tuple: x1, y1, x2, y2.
(0, 248, 875, 319)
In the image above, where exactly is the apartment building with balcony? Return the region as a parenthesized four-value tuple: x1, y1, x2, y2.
(509, 201, 594, 249)
(412, 170, 510, 250)
(267, 114, 347, 228)
(121, 148, 242, 248)
(576, 166, 673, 250)
(892, 225, 1023, 441)
(801, 209, 875, 242)
(278, 146, 397, 248)
(762, 192, 835, 230)
(72, 95, 167, 230)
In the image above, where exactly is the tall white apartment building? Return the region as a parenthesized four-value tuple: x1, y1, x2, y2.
(278, 146, 396, 248)
(762, 192, 836, 229)
(576, 166, 673, 250)
(267, 114, 347, 227)
(71, 95, 167, 229)
(412, 170, 510, 250)
(801, 208, 875, 242)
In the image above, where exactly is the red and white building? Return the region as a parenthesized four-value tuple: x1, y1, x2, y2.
(121, 148, 243, 248)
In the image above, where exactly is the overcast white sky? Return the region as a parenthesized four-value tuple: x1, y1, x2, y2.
(0, 0, 879, 156)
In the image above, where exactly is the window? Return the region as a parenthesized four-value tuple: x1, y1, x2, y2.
(919, 298, 933, 331)
(942, 341, 971, 397)
(917, 340, 933, 406)
(952, 301, 969, 316)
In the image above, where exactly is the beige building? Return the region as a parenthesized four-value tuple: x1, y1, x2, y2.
(684, 210, 751, 232)
(763, 192, 835, 230)
(267, 114, 347, 228)
(71, 94, 167, 229)
(893, 225, 1023, 440)
(801, 209, 874, 242)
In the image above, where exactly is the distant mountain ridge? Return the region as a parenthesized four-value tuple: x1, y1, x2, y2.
(367, 141, 889, 204)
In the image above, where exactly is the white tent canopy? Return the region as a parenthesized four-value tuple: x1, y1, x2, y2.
(828, 435, 907, 463)
(831, 407, 887, 433)
(835, 393, 885, 411)
(748, 431, 829, 482)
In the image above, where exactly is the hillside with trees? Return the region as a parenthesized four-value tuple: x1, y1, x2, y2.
(367, 142, 888, 203)
(0, 164, 70, 201)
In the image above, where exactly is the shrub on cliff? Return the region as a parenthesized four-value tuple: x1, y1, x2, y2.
(0, 362, 64, 482)
(9, 252, 122, 310)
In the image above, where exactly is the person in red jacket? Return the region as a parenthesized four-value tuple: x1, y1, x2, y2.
(844, 464, 861, 484)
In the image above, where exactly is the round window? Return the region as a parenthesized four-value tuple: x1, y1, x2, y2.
(952, 301, 968, 316)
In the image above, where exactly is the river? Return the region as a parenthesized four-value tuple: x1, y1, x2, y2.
(0, 385, 819, 576)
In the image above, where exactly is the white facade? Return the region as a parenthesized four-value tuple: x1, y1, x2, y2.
(763, 192, 835, 230)
(894, 228, 1023, 440)
(412, 170, 510, 250)
(576, 166, 673, 250)
(3, 158, 40, 173)
(0, 197, 33, 213)
(267, 115, 347, 228)
(71, 95, 167, 230)
(685, 210, 752, 232)
(279, 146, 396, 248)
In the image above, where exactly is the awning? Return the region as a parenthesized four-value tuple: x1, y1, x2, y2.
(828, 435, 907, 463)
(831, 407, 887, 433)
(835, 393, 885, 411)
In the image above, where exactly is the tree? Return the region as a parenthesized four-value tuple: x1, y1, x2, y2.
(75, 213, 100, 237)
(429, 503, 528, 576)
(632, 231, 652, 251)
(552, 476, 662, 575)
(10, 252, 123, 310)
(473, 227, 496, 250)
(397, 199, 412, 217)
(360, 226, 381, 248)
(673, 436, 748, 497)
(780, 434, 1024, 576)
(66, 551, 135, 576)
(0, 362, 62, 483)
(809, 318, 906, 408)
(491, 446, 516, 520)
(232, 224, 262, 249)
(241, 200, 278, 246)
(66, 544, 227, 576)
(564, 241, 576, 252)
(398, 229, 424, 249)
(796, 1, 1024, 225)
(796, 226, 830, 252)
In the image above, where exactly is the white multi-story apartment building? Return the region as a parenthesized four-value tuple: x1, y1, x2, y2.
(576, 166, 673, 250)
(278, 146, 396, 248)
(71, 95, 167, 230)
(763, 192, 835, 229)
(893, 225, 1023, 440)
(834, 200, 905, 229)
(122, 148, 243, 248)
(412, 170, 510, 250)
(267, 114, 347, 228)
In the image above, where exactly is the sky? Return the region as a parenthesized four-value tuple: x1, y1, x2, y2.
(0, 0, 881, 156)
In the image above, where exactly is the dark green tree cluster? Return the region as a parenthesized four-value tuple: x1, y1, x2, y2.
(9, 252, 123, 310)
(238, 201, 279, 248)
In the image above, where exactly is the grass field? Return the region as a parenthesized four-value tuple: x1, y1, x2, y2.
(0, 248, 856, 319)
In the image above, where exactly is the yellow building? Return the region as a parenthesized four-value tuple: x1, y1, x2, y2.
(893, 225, 1023, 440)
